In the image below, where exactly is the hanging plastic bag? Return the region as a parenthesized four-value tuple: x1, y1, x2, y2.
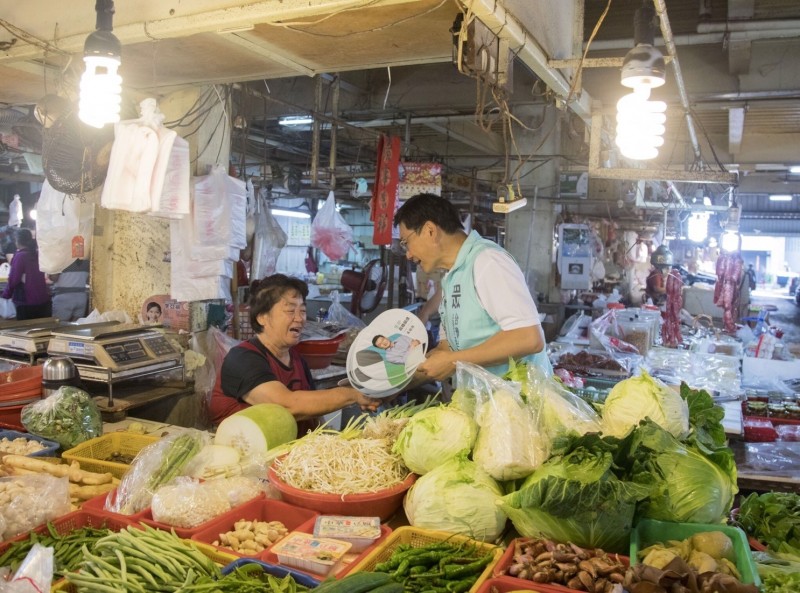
(0, 298, 15, 319)
(311, 191, 353, 261)
(35, 180, 95, 274)
(326, 290, 366, 330)
(8, 195, 22, 228)
(251, 197, 287, 280)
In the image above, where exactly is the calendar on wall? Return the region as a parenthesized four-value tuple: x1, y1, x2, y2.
(287, 219, 311, 246)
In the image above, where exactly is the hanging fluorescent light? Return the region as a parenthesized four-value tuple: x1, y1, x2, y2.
(769, 194, 793, 201)
(279, 115, 314, 126)
(79, 0, 122, 128)
(720, 230, 740, 253)
(271, 208, 310, 219)
(615, 2, 667, 161)
(687, 212, 709, 243)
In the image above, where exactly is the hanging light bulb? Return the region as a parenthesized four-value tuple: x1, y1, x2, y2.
(615, 1, 667, 161)
(615, 87, 667, 160)
(720, 230, 740, 253)
(687, 212, 710, 243)
(79, 0, 122, 128)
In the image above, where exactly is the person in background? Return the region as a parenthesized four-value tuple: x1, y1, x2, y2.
(49, 258, 90, 321)
(746, 264, 757, 291)
(645, 264, 668, 306)
(394, 193, 550, 380)
(1, 228, 51, 320)
(209, 274, 381, 428)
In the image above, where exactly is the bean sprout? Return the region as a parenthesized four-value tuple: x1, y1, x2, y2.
(274, 434, 409, 495)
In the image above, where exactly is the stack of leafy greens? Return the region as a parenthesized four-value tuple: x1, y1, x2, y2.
(751, 551, 800, 593)
(499, 433, 650, 553)
(616, 384, 738, 524)
(738, 492, 800, 555)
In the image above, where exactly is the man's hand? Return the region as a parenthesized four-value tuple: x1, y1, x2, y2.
(410, 339, 421, 348)
(355, 392, 381, 412)
(416, 348, 456, 381)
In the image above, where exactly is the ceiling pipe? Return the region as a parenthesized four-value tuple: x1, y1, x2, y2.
(697, 19, 800, 34)
(653, 0, 703, 164)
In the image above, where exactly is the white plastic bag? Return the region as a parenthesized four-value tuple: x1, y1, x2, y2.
(311, 191, 352, 261)
(100, 119, 160, 212)
(0, 543, 54, 593)
(0, 299, 15, 319)
(251, 197, 287, 280)
(8, 195, 22, 228)
(36, 180, 95, 274)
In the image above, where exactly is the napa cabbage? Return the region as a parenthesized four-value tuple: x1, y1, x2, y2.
(601, 371, 689, 438)
(506, 358, 602, 441)
(392, 406, 477, 475)
(403, 456, 506, 542)
(499, 433, 649, 554)
(472, 388, 547, 481)
(620, 419, 737, 524)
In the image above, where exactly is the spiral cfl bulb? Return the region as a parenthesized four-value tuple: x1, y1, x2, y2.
(615, 86, 667, 161)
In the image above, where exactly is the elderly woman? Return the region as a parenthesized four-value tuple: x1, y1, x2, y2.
(209, 274, 379, 430)
(1, 228, 51, 320)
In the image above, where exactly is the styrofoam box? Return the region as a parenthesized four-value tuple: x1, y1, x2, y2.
(270, 531, 352, 576)
(312, 515, 381, 553)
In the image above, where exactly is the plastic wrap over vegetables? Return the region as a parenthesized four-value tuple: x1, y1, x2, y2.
(21, 386, 102, 449)
(392, 405, 477, 475)
(505, 359, 602, 442)
(403, 456, 506, 542)
(107, 429, 208, 515)
(453, 362, 546, 481)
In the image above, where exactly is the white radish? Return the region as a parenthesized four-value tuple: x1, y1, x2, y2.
(214, 404, 298, 457)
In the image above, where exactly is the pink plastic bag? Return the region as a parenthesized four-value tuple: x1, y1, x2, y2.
(311, 191, 353, 261)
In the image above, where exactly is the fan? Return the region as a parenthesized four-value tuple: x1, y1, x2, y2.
(41, 109, 113, 195)
(340, 259, 388, 316)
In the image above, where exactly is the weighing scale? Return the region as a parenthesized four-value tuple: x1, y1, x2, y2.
(0, 318, 71, 365)
(47, 323, 184, 406)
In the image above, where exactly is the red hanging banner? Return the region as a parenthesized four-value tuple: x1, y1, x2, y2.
(370, 135, 401, 246)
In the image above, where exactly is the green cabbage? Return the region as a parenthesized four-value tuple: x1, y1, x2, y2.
(403, 456, 506, 541)
(601, 371, 689, 438)
(499, 433, 649, 553)
(392, 406, 477, 475)
(621, 420, 737, 524)
(472, 389, 547, 481)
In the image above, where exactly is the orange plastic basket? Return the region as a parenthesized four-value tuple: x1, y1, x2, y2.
(347, 526, 503, 593)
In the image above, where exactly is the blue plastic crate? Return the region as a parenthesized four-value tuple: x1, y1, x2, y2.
(0, 429, 60, 457)
(221, 558, 319, 589)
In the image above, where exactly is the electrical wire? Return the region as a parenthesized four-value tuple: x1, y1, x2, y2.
(565, 0, 612, 106)
(0, 19, 69, 56)
(273, 0, 449, 37)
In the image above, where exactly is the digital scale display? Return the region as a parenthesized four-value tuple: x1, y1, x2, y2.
(104, 339, 149, 363)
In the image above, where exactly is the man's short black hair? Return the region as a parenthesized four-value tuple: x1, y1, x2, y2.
(394, 193, 463, 234)
(371, 334, 387, 347)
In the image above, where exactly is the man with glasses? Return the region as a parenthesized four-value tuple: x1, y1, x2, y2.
(394, 193, 550, 381)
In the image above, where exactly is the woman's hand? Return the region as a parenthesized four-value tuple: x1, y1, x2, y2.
(354, 391, 382, 412)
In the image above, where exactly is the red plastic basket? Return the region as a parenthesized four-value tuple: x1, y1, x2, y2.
(141, 494, 264, 539)
(476, 576, 556, 593)
(0, 509, 133, 557)
(295, 335, 345, 369)
(80, 488, 150, 521)
(492, 538, 629, 593)
(268, 461, 414, 521)
(190, 497, 319, 558)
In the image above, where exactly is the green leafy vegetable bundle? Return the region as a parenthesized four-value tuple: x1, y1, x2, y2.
(21, 386, 102, 449)
(738, 492, 800, 555)
(499, 433, 649, 554)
